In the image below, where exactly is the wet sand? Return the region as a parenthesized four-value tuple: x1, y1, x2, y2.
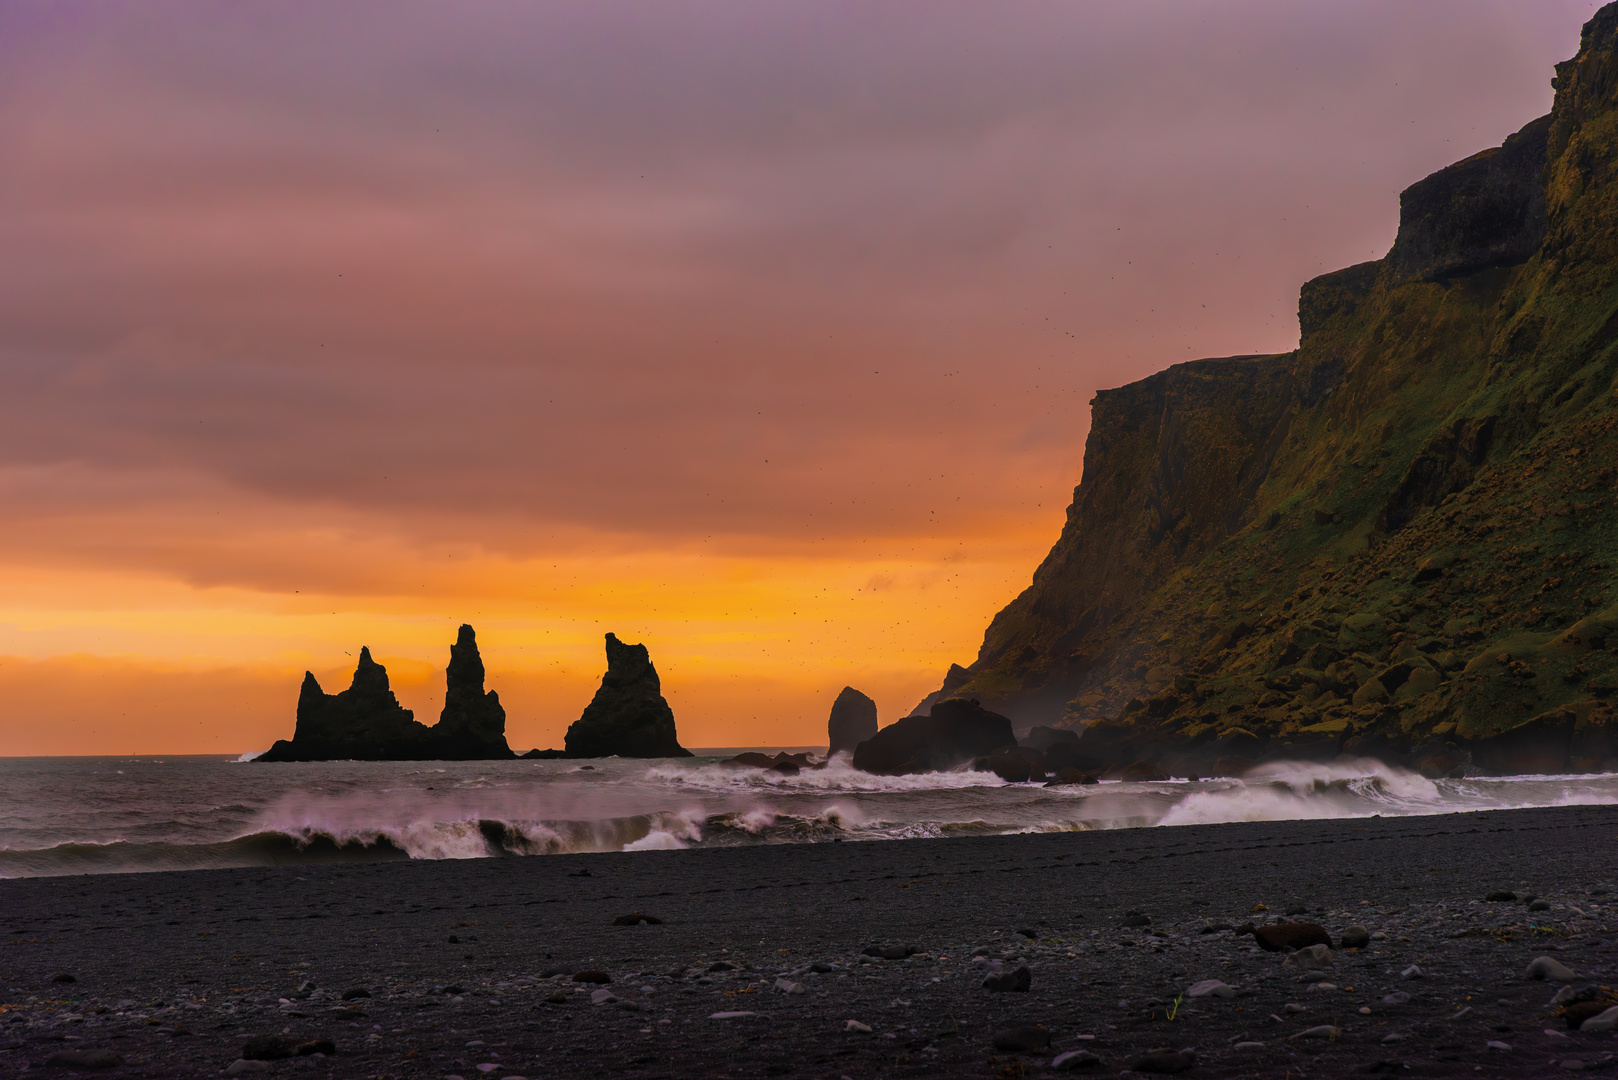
(4, 803, 1618, 1078)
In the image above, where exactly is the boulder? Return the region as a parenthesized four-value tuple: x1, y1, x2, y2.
(851, 698, 1015, 776)
(1023, 725, 1081, 752)
(1251, 923, 1331, 952)
(1045, 766, 1098, 787)
(827, 687, 878, 757)
(563, 634, 692, 758)
(1119, 760, 1170, 782)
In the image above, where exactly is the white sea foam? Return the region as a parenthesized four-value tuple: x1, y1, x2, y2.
(4, 754, 1618, 877)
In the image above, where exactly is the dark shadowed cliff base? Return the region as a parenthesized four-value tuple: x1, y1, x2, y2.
(4, 805, 1618, 1078)
(921, 5, 1618, 781)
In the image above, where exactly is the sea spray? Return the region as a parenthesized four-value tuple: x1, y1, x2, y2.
(2, 754, 1617, 877)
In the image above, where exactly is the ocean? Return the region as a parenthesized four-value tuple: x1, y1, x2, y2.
(3, 752, 1617, 879)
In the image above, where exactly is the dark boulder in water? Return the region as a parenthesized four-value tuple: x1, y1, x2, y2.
(563, 634, 692, 758)
(851, 698, 1015, 776)
(1023, 725, 1080, 751)
(827, 686, 878, 757)
(257, 626, 516, 762)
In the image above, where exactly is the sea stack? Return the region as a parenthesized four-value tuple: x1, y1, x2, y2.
(562, 634, 692, 758)
(826, 686, 878, 757)
(257, 626, 516, 761)
(258, 648, 426, 761)
(432, 624, 512, 758)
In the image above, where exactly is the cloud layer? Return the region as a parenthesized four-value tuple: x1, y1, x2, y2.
(0, 0, 1597, 750)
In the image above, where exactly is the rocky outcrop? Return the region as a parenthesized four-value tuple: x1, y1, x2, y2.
(1388, 114, 1550, 283)
(911, 4, 1618, 779)
(851, 698, 1014, 776)
(562, 634, 692, 758)
(258, 626, 515, 761)
(827, 686, 878, 757)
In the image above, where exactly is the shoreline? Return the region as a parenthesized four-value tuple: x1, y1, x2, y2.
(4, 804, 1618, 1077)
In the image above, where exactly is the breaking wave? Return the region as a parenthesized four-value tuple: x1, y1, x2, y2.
(1, 754, 1616, 877)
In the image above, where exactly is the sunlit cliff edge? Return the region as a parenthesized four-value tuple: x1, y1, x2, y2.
(922, 4, 1618, 777)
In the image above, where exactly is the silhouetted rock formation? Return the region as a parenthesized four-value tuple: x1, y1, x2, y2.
(433, 625, 511, 758)
(562, 634, 692, 758)
(827, 686, 878, 757)
(257, 626, 515, 762)
(906, 4, 1618, 779)
(851, 698, 1014, 776)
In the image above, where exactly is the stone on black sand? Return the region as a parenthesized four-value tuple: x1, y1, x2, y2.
(1282, 944, 1332, 970)
(295, 1038, 336, 1056)
(1016, 926, 1038, 939)
(545, 992, 568, 1004)
(1487, 890, 1518, 902)
(49, 973, 76, 984)
(243, 1035, 296, 1061)
(340, 986, 370, 1000)
(1120, 913, 1151, 928)
(1053, 1049, 1102, 1071)
(1530, 898, 1552, 912)
(1252, 923, 1330, 952)
(1129, 1049, 1196, 1074)
(992, 1025, 1052, 1052)
(1528, 956, 1578, 981)
(613, 912, 664, 926)
(1340, 924, 1371, 949)
(43, 1049, 123, 1069)
(982, 965, 1032, 992)
(573, 970, 612, 984)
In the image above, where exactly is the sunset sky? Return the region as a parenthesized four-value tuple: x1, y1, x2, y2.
(0, 1, 1599, 755)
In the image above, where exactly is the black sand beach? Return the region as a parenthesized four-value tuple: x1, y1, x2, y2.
(5, 805, 1618, 1078)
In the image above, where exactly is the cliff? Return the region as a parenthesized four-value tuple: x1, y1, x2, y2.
(257, 625, 516, 761)
(923, 4, 1618, 777)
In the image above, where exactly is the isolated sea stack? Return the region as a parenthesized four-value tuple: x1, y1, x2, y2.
(826, 686, 878, 757)
(257, 625, 515, 761)
(561, 634, 691, 758)
(905, 7, 1618, 779)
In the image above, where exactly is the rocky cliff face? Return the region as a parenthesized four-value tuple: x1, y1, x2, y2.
(257, 627, 515, 762)
(925, 4, 1618, 777)
(562, 634, 692, 758)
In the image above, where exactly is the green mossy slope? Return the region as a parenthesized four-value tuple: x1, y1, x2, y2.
(931, 5, 1618, 777)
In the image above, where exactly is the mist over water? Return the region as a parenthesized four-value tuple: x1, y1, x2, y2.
(2, 754, 1616, 878)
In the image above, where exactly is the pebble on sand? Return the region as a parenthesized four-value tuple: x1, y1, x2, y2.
(1282, 944, 1332, 970)
(1290, 1025, 1340, 1040)
(992, 1025, 1052, 1052)
(1127, 1049, 1196, 1074)
(225, 1061, 273, 1076)
(1252, 924, 1330, 952)
(982, 965, 1032, 992)
(49, 973, 76, 984)
(42, 1049, 123, 1069)
(1528, 956, 1579, 982)
(1186, 980, 1236, 999)
(1401, 964, 1424, 979)
(572, 970, 612, 984)
(612, 912, 664, 926)
(708, 1010, 756, 1019)
(773, 978, 805, 995)
(1339, 925, 1371, 949)
(1051, 1049, 1101, 1071)
(844, 1020, 872, 1033)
